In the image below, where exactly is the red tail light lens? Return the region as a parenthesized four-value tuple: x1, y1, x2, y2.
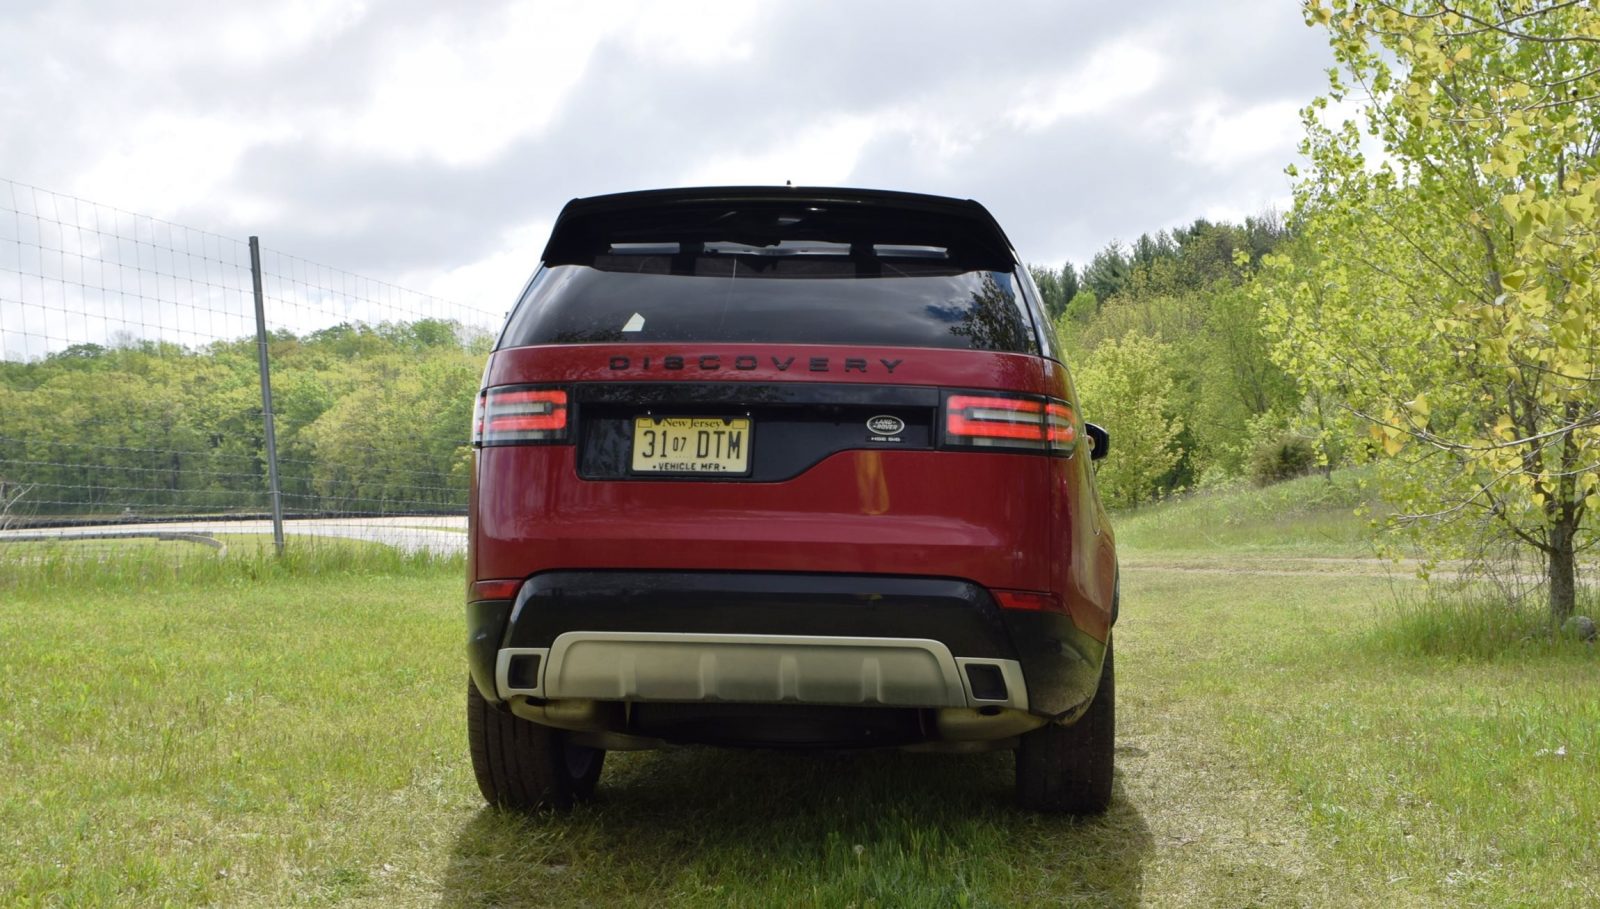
(475, 386, 569, 446)
(1045, 402, 1077, 452)
(943, 393, 1077, 455)
(945, 394, 1048, 449)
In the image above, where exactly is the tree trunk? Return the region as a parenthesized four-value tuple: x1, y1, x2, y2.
(1547, 515, 1577, 625)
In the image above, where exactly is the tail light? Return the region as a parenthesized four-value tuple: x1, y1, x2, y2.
(1045, 402, 1076, 449)
(473, 386, 569, 446)
(942, 392, 1077, 455)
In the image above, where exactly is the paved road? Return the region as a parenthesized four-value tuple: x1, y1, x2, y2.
(0, 515, 469, 556)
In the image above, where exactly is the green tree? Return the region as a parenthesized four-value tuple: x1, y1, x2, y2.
(1074, 331, 1185, 507)
(0, 317, 491, 519)
(1029, 265, 1065, 320)
(1061, 220, 1297, 485)
(1028, 262, 1080, 321)
(1262, 0, 1600, 621)
(1082, 243, 1131, 303)
(1061, 288, 1098, 327)
(1058, 260, 1080, 308)
(299, 347, 480, 512)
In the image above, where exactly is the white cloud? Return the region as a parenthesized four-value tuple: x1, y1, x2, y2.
(402, 220, 551, 320)
(617, 5, 763, 64)
(72, 112, 296, 217)
(98, 0, 368, 71)
(1007, 38, 1166, 131)
(318, 2, 767, 168)
(677, 115, 879, 187)
(1179, 99, 1304, 169)
(324, 5, 609, 167)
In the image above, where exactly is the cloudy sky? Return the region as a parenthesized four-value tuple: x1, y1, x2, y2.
(1, 0, 1335, 312)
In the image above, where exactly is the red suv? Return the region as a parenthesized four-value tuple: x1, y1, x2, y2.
(465, 187, 1118, 814)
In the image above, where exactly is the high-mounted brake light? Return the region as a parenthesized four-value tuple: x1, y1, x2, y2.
(943, 393, 1077, 455)
(474, 386, 569, 446)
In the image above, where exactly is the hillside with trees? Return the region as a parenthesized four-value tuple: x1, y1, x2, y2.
(0, 321, 488, 519)
(1037, 213, 1306, 507)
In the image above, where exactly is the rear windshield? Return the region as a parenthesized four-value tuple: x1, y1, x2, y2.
(498, 250, 1037, 353)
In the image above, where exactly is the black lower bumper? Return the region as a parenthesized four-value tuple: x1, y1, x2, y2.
(467, 570, 1105, 718)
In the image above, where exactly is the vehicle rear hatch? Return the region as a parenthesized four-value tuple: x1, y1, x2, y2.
(474, 187, 1067, 591)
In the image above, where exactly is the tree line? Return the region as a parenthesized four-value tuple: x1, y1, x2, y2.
(1033, 212, 1305, 509)
(0, 321, 488, 520)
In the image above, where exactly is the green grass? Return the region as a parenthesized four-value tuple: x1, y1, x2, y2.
(1372, 586, 1600, 660)
(0, 532, 459, 595)
(1125, 566, 1599, 908)
(0, 570, 1152, 908)
(1115, 470, 1381, 556)
(2, 480, 1597, 906)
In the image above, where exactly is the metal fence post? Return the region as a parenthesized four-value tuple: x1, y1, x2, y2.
(248, 237, 286, 556)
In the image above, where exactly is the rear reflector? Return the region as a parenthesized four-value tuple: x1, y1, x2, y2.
(475, 386, 569, 446)
(944, 393, 1076, 455)
(993, 589, 1066, 613)
(471, 579, 522, 601)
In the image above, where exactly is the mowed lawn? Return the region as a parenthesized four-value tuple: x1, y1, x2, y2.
(2, 497, 1597, 907)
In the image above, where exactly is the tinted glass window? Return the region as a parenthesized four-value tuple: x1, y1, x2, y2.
(499, 256, 1037, 353)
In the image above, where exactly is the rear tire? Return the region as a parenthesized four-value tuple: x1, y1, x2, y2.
(1015, 640, 1114, 814)
(467, 682, 604, 811)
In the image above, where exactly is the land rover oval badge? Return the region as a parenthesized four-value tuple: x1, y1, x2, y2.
(867, 415, 906, 437)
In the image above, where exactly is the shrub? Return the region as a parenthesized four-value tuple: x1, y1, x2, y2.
(1249, 434, 1317, 486)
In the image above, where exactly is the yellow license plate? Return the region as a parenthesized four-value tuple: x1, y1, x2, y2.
(631, 417, 752, 474)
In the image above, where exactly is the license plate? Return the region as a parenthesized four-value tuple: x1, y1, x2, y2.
(631, 417, 752, 474)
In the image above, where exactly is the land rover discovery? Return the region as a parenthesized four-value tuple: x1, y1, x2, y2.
(466, 186, 1118, 814)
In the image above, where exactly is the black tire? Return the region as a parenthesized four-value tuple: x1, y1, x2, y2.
(467, 682, 604, 812)
(1015, 640, 1114, 814)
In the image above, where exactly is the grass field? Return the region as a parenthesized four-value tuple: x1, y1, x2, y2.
(1115, 471, 1382, 556)
(2, 478, 1596, 907)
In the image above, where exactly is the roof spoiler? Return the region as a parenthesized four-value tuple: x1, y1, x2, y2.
(539, 186, 1020, 271)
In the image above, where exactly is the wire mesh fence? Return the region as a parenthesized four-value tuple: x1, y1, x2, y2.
(0, 178, 506, 559)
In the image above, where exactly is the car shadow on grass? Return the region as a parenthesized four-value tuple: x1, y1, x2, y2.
(438, 747, 1151, 908)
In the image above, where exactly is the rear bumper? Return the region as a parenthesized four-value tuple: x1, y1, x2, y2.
(497, 631, 1029, 710)
(467, 570, 1105, 722)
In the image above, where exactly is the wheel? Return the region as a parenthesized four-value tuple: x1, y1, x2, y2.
(467, 681, 605, 811)
(1015, 640, 1114, 814)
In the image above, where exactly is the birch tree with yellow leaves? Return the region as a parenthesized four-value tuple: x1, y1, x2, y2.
(1262, 0, 1600, 621)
